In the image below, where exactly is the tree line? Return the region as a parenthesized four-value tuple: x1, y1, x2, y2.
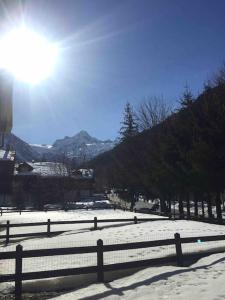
(88, 64, 225, 223)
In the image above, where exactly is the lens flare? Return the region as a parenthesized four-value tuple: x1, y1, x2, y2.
(0, 27, 58, 84)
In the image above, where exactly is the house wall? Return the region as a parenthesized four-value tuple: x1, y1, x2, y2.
(0, 194, 13, 206)
(12, 175, 95, 208)
(80, 189, 92, 197)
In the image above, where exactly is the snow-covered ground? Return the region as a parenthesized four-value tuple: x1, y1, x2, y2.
(1, 209, 225, 299)
(49, 252, 225, 300)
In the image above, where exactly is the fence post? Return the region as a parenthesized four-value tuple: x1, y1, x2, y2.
(94, 217, 98, 230)
(174, 233, 183, 266)
(6, 220, 10, 245)
(97, 239, 104, 282)
(134, 216, 137, 224)
(15, 244, 23, 300)
(1, 208, 2, 216)
(47, 219, 51, 237)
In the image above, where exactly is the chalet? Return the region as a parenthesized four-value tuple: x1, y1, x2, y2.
(16, 161, 34, 173)
(14, 162, 94, 208)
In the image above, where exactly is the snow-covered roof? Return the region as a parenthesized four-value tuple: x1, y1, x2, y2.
(16, 162, 69, 177)
(0, 149, 15, 161)
(16, 162, 94, 179)
(77, 169, 94, 178)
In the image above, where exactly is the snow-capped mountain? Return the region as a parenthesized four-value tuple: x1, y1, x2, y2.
(3, 131, 115, 163)
(31, 131, 115, 163)
(52, 130, 114, 161)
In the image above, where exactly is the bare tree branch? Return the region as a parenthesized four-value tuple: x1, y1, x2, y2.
(136, 96, 171, 131)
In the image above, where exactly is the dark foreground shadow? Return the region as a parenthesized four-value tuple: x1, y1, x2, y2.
(79, 255, 225, 300)
(0, 231, 66, 247)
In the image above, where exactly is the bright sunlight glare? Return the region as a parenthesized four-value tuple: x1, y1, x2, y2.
(0, 27, 58, 84)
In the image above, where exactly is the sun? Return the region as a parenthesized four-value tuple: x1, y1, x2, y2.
(0, 27, 58, 84)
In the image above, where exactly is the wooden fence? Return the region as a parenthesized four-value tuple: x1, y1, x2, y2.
(0, 216, 168, 244)
(1, 232, 225, 300)
(0, 208, 61, 216)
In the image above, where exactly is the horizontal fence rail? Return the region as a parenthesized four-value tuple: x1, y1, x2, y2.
(0, 207, 168, 217)
(0, 217, 167, 228)
(1, 232, 225, 300)
(0, 217, 168, 244)
(0, 208, 70, 215)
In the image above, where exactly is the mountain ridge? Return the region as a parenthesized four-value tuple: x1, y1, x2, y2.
(4, 131, 115, 163)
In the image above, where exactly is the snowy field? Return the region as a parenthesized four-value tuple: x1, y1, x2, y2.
(50, 252, 225, 300)
(1, 209, 225, 299)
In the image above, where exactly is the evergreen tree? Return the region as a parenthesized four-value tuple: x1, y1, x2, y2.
(119, 102, 138, 142)
(179, 85, 194, 108)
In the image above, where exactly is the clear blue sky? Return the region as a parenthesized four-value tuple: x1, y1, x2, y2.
(11, 0, 225, 144)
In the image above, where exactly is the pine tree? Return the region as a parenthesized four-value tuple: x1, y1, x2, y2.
(119, 102, 138, 142)
(179, 85, 194, 108)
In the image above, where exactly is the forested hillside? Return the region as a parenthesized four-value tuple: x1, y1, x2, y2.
(88, 67, 225, 222)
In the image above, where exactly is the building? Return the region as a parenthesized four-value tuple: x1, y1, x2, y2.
(14, 162, 94, 208)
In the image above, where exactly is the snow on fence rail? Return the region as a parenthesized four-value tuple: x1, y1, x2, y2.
(1, 233, 225, 300)
(0, 216, 168, 244)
